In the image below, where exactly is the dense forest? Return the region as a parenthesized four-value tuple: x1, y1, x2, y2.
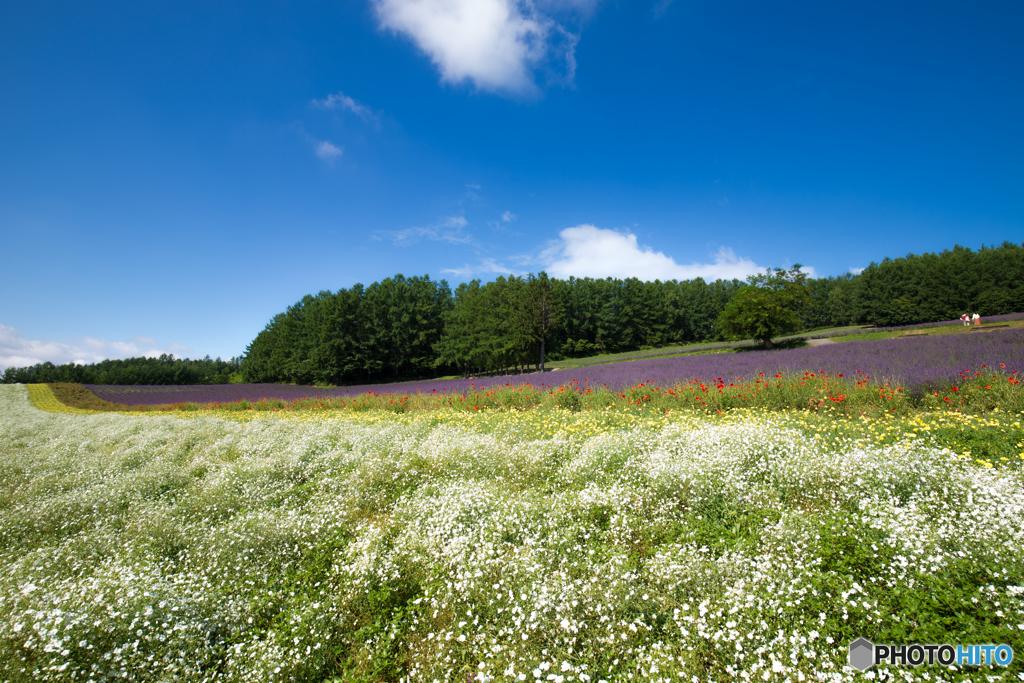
(4, 242, 1022, 386)
(839, 244, 1024, 326)
(1, 355, 241, 385)
(238, 273, 745, 384)
(240, 241, 1024, 385)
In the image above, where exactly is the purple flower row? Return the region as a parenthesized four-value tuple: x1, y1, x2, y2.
(87, 328, 1024, 406)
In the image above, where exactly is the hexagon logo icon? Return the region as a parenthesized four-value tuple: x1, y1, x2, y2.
(849, 638, 875, 671)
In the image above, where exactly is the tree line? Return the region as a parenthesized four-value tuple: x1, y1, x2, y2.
(238, 273, 747, 384)
(3, 242, 1021, 386)
(241, 241, 1024, 385)
(829, 242, 1024, 327)
(1, 354, 241, 385)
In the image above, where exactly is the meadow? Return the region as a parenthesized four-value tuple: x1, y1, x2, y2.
(3, 353, 1024, 681)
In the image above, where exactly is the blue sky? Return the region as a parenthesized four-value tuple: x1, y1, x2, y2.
(1, 0, 1021, 367)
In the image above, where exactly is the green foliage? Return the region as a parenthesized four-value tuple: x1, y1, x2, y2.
(235, 242, 1024, 387)
(242, 276, 452, 385)
(552, 276, 742, 357)
(853, 241, 1024, 326)
(432, 272, 563, 375)
(522, 272, 562, 371)
(715, 266, 811, 348)
(1, 354, 241, 385)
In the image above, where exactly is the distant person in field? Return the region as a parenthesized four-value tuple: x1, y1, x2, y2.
(961, 313, 970, 326)
(973, 312, 981, 326)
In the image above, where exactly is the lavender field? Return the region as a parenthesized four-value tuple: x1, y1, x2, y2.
(88, 328, 1024, 406)
(563, 312, 1024, 368)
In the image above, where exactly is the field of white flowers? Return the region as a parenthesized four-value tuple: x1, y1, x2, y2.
(1, 384, 1022, 682)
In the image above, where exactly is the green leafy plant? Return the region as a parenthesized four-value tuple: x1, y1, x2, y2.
(716, 266, 811, 349)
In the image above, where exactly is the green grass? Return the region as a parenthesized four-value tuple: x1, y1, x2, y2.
(835, 319, 1024, 342)
(547, 341, 744, 370)
(548, 321, 1024, 370)
(547, 325, 887, 370)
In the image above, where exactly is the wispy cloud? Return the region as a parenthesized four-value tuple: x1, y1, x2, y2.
(540, 225, 769, 281)
(0, 325, 196, 371)
(850, 266, 865, 275)
(314, 140, 344, 162)
(293, 123, 346, 164)
(652, 0, 674, 19)
(312, 91, 381, 126)
(487, 209, 521, 235)
(442, 257, 527, 278)
(376, 215, 473, 245)
(371, 0, 587, 95)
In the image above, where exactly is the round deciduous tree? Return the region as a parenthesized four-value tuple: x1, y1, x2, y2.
(716, 266, 810, 349)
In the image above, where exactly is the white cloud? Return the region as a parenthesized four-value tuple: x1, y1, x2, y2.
(541, 225, 768, 281)
(377, 215, 472, 245)
(315, 140, 344, 161)
(0, 325, 196, 371)
(850, 266, 865, 275)
(501, 210, 517, 222)
(312, 92, 380, 125)
(372, 0, 583, 94)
